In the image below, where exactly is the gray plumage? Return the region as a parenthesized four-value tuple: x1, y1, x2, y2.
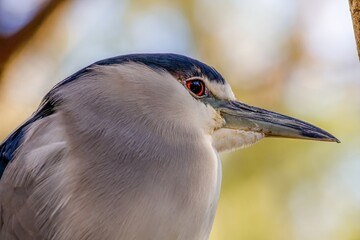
(0, 54, 338, 240)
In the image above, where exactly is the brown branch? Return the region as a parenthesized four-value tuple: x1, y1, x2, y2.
(349, 0, 360, 61)
(0, 0, 69, 84)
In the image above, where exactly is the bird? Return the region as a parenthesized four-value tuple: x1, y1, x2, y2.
(0, 53, 339, 240)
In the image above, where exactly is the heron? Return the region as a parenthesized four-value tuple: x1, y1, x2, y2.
(0, 53, 338, 240)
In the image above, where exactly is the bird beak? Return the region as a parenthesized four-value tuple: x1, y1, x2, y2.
(207, 99, 340, 143)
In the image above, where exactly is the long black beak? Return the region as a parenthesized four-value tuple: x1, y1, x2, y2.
(208, 99, 339, 143)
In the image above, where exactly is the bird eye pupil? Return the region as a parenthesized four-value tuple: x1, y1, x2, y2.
(190, 81, 201, 93)
(186, 80, 205, 97)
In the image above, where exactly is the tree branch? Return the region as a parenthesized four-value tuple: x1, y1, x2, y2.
(0, 0, 69, 84)
(349, 0, 360, 61)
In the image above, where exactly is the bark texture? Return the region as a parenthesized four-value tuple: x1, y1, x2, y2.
(350, 0, 360, 60)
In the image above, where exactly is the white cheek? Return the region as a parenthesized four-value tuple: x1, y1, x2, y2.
(202, 78, 235, 100)
(211, 128, 264, 153)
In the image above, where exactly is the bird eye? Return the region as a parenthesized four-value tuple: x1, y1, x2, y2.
(185, 79, 206, 97)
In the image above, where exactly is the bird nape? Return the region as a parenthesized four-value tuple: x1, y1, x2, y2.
(0, 53, 339, 240)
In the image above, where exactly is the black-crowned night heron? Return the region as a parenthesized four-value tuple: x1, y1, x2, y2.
(0, 53, 338, 240)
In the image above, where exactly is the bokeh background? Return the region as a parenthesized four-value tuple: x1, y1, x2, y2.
(0, 0, 359, 239)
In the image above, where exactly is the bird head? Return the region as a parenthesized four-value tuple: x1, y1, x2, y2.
(99, 54, 338, 151)
(53, 53, 339, 153)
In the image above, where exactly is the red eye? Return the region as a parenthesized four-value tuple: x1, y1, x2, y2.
(185, 79, 206, 97)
